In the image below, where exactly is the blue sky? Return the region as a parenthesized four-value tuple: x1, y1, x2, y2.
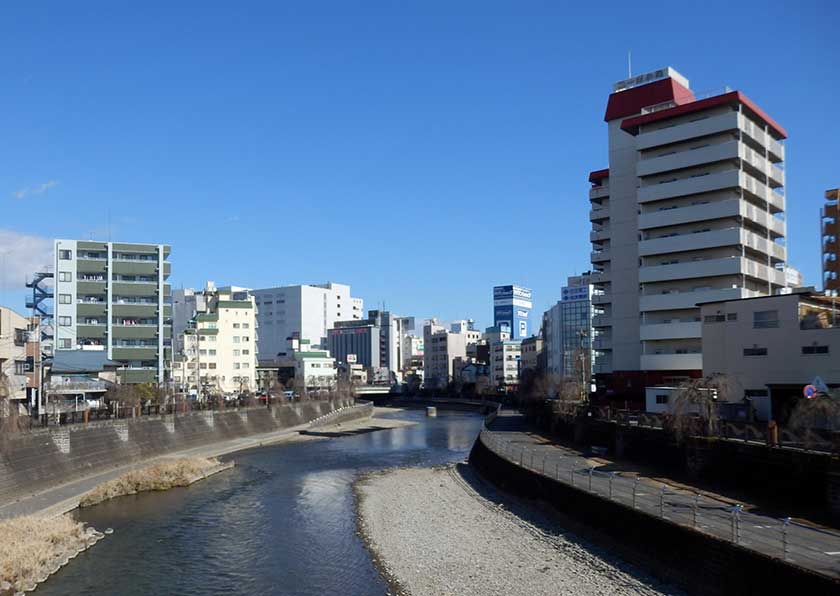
(1, 1, 838, 330)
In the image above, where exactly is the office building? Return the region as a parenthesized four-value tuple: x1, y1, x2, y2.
(589, 67, 787, 397)
(423, 319, 481, 388)
(327, 310, 413, 374)
(823, 189, 839, 295)
(53, 240, 172, 384)
(700, 288, 839, 421)
(171, 284, 258, 395)
(253, 283, 363, 361)
(492, 285, 532, 340)
(543, 274, 595, 378)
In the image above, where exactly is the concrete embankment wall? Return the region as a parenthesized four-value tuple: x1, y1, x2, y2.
(469, 435, 838, 596)
(0, 398, 355, 505)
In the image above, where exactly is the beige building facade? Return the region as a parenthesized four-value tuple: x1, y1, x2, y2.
(701, 290, 839, 421)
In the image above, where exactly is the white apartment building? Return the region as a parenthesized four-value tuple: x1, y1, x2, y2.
(0, 306, 32, 406)
(589, 67, 787, 396)
(172, 284, 258, 395)
(490, 341, 522, 389)
(423, 319, 481, 388)
(253, 283, 363, 361)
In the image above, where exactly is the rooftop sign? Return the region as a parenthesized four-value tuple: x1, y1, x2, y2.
(612, 67, 689, 93)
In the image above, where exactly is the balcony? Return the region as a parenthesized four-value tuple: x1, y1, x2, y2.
(639, 228, 741, 256)
(638, 170, 740, 203)
(590, 227, 610, 242)
(112, 346, 158, 361)
(592, 336, 612, 350)
(637, 141, 739, 178)
(591, 293, 611, 305)
(589, 206, 610, 222)
(589, 270, 610, 284)
(639, 321, 702, 341)
(591, 249, 611, 263)
(640, 353, 702, 371)
(589, 186, 609, 200)
(639, 199, 739, 230)
(592, 314, 612, 327)
(636, 111, 739, 151)
(639, 287, 756, 311)
(767, 136, 785, 162)
(769, 163, 785, 188)
(639, 256, 744, 283)
(742, 202, 785, 237)
(741, 172, 785, 213)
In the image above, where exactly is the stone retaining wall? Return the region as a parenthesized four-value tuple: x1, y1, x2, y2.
(469, 434, 839, 596)
(0, 399, 355, 505)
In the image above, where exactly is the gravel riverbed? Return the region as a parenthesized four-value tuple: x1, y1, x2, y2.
(356, 464, 682, 596)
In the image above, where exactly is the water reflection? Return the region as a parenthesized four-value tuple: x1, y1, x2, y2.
(39, 409, 482, 596)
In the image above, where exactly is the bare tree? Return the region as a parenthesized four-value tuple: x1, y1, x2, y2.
(667, 374, 732, 440)
(788, 391, 840, 432)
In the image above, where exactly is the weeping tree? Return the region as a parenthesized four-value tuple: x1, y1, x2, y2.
(667, 374, 733, 441)
(788, 391, 840, 432)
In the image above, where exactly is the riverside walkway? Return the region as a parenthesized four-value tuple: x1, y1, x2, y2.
(481, 412, 840, 580)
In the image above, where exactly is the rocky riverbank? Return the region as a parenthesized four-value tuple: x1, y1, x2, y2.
(355, 464, 682, 596)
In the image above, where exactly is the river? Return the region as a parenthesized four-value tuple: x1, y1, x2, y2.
(40, 408, 483, 596)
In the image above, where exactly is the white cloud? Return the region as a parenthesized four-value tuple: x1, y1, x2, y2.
(0, 229, 52, 290)
(12, 180, 59, 200)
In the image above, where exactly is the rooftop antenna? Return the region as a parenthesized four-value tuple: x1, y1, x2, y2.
(627, 50, 632, 77)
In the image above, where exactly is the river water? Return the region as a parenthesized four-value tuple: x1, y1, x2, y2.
(40, 409, 483, 596)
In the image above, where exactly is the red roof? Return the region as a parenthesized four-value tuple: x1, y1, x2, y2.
(604, 78, 695, 122)
(620, 91, 787, 139)
(588, 168, 609, 184)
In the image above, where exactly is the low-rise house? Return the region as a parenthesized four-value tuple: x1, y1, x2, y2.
(700, 288, 840, 422)
(46, 349, 120, 410)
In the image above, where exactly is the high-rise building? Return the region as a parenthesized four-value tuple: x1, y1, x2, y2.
(823, 189, 839, 295)
(543, 274, 594, 378)
(492, 285, 532, 340)
(589, 67, 787, 397)
(252, 283, 363, 362)
(53, 240, 172, 384)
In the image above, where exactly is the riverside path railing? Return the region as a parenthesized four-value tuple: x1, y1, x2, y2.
(479, 426, 840, 580)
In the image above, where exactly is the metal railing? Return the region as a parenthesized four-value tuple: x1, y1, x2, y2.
(479, 428, 840, 579)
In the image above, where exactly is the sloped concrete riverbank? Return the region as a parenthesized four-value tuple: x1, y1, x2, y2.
(355, 464, 682, 596)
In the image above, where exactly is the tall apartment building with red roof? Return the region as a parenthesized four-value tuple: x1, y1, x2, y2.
(588, 67, 788, 398)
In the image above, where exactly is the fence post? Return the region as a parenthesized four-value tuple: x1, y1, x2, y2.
(632, 477, 639, 508)
(659, 485, 667, 518)
(519, 449, 524, 466)
(731, 505, 742, 544)
(588, 466, 594, 491)
(571, 467, 575, 487)
(556, 461, 561, 481)
(609, 473, 615, 500)
(530, 452, 535, 469)
(541, 456, 546, 475)
(781, 517, 790, 559)
(692, 494, 700, 528)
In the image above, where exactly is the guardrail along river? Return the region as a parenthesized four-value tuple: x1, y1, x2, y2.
(38, 409, 483, 596)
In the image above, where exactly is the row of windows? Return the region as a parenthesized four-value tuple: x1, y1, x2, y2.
(704, 310, 780, 328)
(744, 345, 830, 356)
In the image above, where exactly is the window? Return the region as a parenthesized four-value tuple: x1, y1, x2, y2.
(59, 316, 72, 327)
(727, 313, 738, 321)
(59, 338, 71, 349)
(242, 363, 249, 369)
(200, 363, 207, 369)
(59, 294, 72, 304)
(209, 363, 217, 369)
(704, 315, 725, 323)
(14, 360, 30, 375)
(242, 336, 249, 342)
(209, 349, 216, 356)
(753, 310, 779, 329)
(199, 349, 207, 356)
(233, 323, 240, 329)
(242, 323, 249, 329)
(59, 249, 72, 260)
(802, 345, 829, 355)
(234, 363, 240, 370)
(242, 349, 249, 355)
(743, 347, 768, 356)
(59, 271, 72, 282)
(233, 349, 241, 356)
(233, 336, 240, 344)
